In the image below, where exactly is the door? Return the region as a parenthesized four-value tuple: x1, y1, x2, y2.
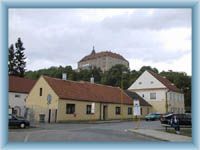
(103, 105, 108, 120)
(48, 109, 51, 123)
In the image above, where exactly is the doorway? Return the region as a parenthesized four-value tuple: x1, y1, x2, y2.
(48, 109, 51, 123)
(103, 105, 108, 120)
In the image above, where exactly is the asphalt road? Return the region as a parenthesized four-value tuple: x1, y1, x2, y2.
(9, 120, 165, 142)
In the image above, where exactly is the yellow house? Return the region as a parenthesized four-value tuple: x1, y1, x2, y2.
(26, 76, 134, 123)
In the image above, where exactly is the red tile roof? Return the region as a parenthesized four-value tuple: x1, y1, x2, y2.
(43, 76, 133, 105)
(79, 50, 128, 63)
(125, 90, 152, 107)
(147, 70, 181, 93)
(9, 76, 36, 93)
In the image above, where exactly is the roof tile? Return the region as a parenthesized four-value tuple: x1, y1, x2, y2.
(9, 76, 36, 93)
(44, 76, 133, 105)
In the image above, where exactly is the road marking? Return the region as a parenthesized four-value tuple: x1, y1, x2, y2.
(24, 133, 30, 142)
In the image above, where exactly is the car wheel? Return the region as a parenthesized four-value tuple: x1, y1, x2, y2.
(20, 123, 25, 129)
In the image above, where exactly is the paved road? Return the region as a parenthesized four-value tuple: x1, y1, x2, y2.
(9, 120, 164, 142)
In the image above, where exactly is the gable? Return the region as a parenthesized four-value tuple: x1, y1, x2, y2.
(26, 76, 59, 109)
(128, 71, 167, 90)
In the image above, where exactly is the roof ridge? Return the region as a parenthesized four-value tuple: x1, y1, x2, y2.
(43, 75, 122, 89)
(146, 70, 181, 92)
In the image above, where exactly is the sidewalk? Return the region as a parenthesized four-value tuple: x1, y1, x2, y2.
(129, 129, 192, 142)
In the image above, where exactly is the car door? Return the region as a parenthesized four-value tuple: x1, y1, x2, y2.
(9, 115, 19, 126)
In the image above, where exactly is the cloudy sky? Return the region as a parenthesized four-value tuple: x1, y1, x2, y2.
(9, 8, 192, 75)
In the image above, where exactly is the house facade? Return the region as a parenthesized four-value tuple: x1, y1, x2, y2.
(26, 76, 134, 123)
(124, 90, 152, 117)
(9, 76, 36, 117)
(78, 49, 129, 72)
(128, 70, 185, 114)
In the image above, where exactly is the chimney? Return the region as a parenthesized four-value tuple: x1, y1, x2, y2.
(62, 73, 67, 80)
(90, 76, 94, 84)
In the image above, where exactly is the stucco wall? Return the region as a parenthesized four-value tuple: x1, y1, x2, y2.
(57, 99, 134, 122)
(9, 92, 28, 116)
(167, 91, 185, 113)
(26, 76, 59, 122)
(128, 71, 166, 90)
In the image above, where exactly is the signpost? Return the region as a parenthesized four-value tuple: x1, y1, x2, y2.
(133, 100, 141, 129)
(134, 100, 141, 116)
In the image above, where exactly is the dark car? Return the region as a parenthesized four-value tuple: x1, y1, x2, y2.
(160, 113, 191, 126)
(145, 113, 161, 121)
(9, 114, 30, 128)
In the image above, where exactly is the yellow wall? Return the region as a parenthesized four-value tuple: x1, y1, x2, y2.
(57, 99, 134, 122)
(140, 106, 152, 117)
(147, 101, 166, 113)
(26, 76, 59, 122)
(26, 76, 151, 122)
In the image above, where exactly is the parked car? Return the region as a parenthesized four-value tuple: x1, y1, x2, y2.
(9, 114, 30, 128)
(145, 113, 161, 121)
(160, 113, 192, 126)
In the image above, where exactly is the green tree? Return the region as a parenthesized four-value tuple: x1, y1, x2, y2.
(15, 38, 26, 77)
(101, 64, 130, 89)
(8, 44, 16, 75)
(139, 66, 159, 73)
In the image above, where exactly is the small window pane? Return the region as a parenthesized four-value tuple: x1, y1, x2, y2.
(86, 105, 92, 114)
(128, 107, 132, 115)
(150, 93, 156, 100)
(66, 104, 75, 114)
(15, 94, 21, 98)
(115, 107, 121, 115)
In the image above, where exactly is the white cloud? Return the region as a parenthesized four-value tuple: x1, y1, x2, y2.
(9, 8, 192, 75)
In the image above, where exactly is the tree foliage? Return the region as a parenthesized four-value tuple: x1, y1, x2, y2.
(8, 38, 26, 77)
(8, 44, 16, 75)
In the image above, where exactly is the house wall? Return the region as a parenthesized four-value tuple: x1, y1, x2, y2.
(9, 92, 28, 117)
(167, 91, 185, 113)
(57, 99, 134, 122)
(130, 89, 168, 113)
(140, 106, 152, 117)
(26, 76, 59, 123)
(128, 71, 185, 114)
(128, 71, 166, 90)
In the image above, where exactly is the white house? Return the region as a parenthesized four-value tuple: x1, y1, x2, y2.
(9, 76, 36, 117)
(128, 70, 185, 114)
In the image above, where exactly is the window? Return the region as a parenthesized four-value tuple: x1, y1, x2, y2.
(150, 93, 156, 100)
(150, 81, 154, 84)
(39, 88, 42, 96)
(115, 107, 121, 115)
(139, 82, 142, 85)
(128, 107, 132, 115)
(15, 94, 21, 98)
(86, 105, 92, 114)
(142, 94, 145, 98)
(66, 104, 75, 114)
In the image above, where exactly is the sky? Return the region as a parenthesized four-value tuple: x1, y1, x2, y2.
(9, 9, 192, 75)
